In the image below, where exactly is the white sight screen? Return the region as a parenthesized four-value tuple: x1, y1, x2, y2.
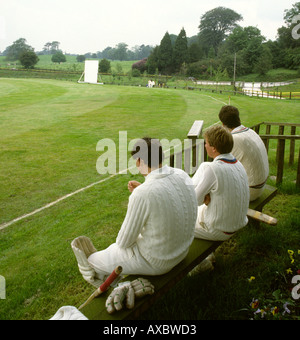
(84, 60, 99, 84)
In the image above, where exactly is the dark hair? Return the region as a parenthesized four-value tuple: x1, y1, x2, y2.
(218, 105, 241, 129)
(131, 137, 164, 168)
(204, 125, 233, 154)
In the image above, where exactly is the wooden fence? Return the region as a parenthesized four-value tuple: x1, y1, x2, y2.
(250, 122, 300, 187)
(168, 121, 205, 176)
(168, 121, 300, 188)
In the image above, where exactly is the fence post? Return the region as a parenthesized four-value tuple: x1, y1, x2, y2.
(289, 126, 296, 165)
(276, 125, 284, 163)
(170, 154, 175, 168)
(297, 148, 300, 188)
(187, 121, 203, 168)
(276, 137, 285, 185)
(253, 124, 260, 134)
(264, 124, 271, 152)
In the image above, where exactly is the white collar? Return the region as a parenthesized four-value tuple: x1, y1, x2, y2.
(145, 165, 173, 181)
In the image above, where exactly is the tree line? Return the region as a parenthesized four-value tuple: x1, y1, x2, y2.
(1, 39, 153, 68)
(2, 3, 300, 77)
(143, 4, 300, 78)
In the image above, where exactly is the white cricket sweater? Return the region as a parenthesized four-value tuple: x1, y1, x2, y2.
(116, 165, 197, 272)
(193, 154, 249, 233)
(231, 126, 269, 188)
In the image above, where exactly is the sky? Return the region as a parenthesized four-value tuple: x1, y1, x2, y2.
(0, 0, 297, 55)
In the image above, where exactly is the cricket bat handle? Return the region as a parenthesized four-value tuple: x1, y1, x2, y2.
(96, 265, 123, 296)
(78, 265, 123, 310)
(247, 208, 277, 226)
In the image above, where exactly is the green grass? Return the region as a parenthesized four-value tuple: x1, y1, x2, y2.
(0, 78, 299, 320)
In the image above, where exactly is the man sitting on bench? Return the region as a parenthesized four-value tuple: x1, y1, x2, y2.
(218, 105, 269, 201)
(191, 125, 249, 272)
(72, 137, 198, 286)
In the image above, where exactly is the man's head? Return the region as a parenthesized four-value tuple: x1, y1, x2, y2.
(131, 137, 164, 175)
(218, 105, 241, 129)
(204, 125, 233, 158)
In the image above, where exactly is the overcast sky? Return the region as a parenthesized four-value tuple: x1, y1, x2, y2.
(0, 0, 296, 54)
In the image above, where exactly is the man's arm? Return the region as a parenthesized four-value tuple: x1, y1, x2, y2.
(116, 192, 149, 248)
(192, 163, 216, 206)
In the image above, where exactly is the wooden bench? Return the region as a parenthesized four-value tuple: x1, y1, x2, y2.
(80, 184, 278, 320)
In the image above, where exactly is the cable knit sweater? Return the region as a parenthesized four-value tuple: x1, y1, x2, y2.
(231, 125, 269, 188)
(193, 154, 249, 233)
(116, 165, 197, 272)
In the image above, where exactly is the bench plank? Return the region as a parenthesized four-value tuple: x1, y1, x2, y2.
(80, 239, 222, 320)
(249, 184, 277, 212)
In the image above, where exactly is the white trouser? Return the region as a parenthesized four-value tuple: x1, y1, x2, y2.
(194, 205, 233, 242)
(249, 186, 264, 202)
(87, 243, 166, 281)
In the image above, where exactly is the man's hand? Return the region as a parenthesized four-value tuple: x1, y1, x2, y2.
(204, 194, 211, 205)
(128, 181, 141, 193)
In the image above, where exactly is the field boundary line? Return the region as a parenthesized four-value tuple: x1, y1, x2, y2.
(199, 94, 227, 105)
(0, 143, 182, 231)
(0, 142, 190, 231)
(0, 173, 123, 231)
(0, 99, 223, 231)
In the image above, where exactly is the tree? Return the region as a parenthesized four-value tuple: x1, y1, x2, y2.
(4, 38, 33, 61)
(265, 40, 286, 69)
(99, 59, 111, 73)
(188, 43, 203, 63)
(284, 2, 300, 24)
(225, 26, 248, 53)
(131, 45, 153, 60)
(43, 42, 52, 55)
(132, 58, 148, 73)
(218, 26, 266, 76)
(19, 51, 39, 69)
(275, 3, 300, 69)
(147, 46, 160, 74)
(76, 55, 85, 62)
(114, 43, 128, 61)
(198, 7, 243, 55)
(158, 32, 173, 74)
(43, 41, 61, 55)
(254, 45, 273, 75)
(277, 2, 300, 49)
(173, 28, 189, 72)
(51, 52, 66, 63)
(51, 41, 60, 53)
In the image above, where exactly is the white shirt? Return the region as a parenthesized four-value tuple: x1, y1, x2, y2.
(231, 125, 269, 187)
(116, 165, 198, 271)
(192, 154, 249, 233)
